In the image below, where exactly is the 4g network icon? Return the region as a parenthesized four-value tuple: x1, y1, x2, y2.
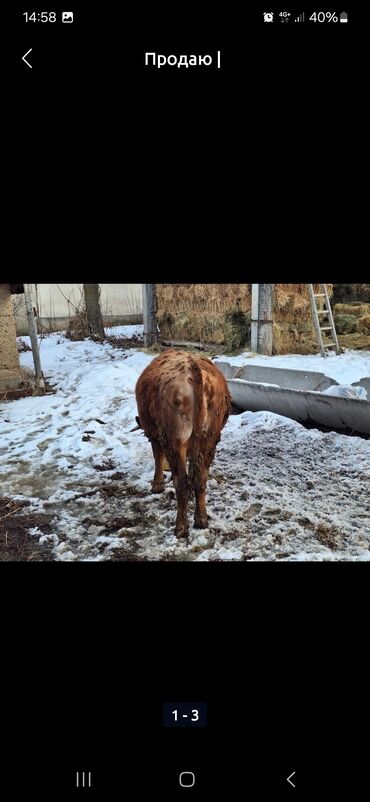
(263, 11, 291, 22)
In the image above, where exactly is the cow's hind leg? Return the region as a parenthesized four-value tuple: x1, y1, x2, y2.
(193, 456, 209, 529)
(151, 441, 165, 494)
(169, 445, 190, 538)
(193, 439, 218, 529)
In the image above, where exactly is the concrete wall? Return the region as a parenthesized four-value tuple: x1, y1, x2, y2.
(13, 284, 143, 334)
(0, 284, 22, 390)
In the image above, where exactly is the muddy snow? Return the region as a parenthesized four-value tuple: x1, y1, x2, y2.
(0, 330, 369, 561)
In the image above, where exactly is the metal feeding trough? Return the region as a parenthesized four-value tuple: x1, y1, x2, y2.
(216, 362, 370, 436)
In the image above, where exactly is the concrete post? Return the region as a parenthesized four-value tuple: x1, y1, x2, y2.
(143, 284, 158, 346)
(24, 284, 45, 390)
(251, 284, 273, 355)
(251, 284, 259, 352)
(258, 284, 274, 355)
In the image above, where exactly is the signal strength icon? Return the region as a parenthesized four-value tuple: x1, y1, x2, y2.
(294, 12, 305, 22)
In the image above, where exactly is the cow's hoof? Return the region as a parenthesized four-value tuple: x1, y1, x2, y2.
(194, 515, 208, 529)
(151, 482, 165, 494)
(175, 525, 189, 539)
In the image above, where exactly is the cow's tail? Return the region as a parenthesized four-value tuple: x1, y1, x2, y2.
(188, 358, 205, 489)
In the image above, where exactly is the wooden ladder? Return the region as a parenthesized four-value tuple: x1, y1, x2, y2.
(307, 284, 341, 357)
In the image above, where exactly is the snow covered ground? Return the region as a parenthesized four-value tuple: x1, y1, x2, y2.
(105, 324, 144, 339)
(1, 331, 369, 561)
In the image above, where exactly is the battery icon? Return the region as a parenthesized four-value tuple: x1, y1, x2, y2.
(340, 12, 348, 22)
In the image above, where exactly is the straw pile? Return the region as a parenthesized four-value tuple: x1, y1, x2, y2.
(272, 284, 332, 354)
(333, 301, 370, 341)
(332, 284, 370, 304)
(155, 284, 331, 354)
(358, 315, 370, 333)
(333, 303, 369, 318)
(156, 284, 251, 345)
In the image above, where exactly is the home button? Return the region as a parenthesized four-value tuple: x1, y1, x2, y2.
(179, 771, 196, 788)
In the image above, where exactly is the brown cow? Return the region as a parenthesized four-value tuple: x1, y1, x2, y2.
(135, 350, 231, 537)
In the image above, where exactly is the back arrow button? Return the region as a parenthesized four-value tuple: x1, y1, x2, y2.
(287, 771, 296, 788)
(22, 49, 32, 68)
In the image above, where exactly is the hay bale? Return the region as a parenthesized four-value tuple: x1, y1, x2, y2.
(336, 332, 370, 349)
(223, 311, 251, 352)
(334, 303, 370, 318)
(155, 284, 332, 354)
(272, 285, 328, 352)
(157, 310, 226, 344)
(332, 284, 370, 304)
(156, 284, 252, 345)
(358, 315, 370, 334)
(335, 315, 358, 334)
(274, 284, 331, 319)
(156, 283, 251, 316)
(272, 322, 317, 355)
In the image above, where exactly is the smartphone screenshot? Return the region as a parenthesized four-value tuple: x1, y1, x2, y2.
(4, 3, 367, 797)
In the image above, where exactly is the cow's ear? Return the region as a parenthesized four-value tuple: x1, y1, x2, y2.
(135, 416, 141, 428)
